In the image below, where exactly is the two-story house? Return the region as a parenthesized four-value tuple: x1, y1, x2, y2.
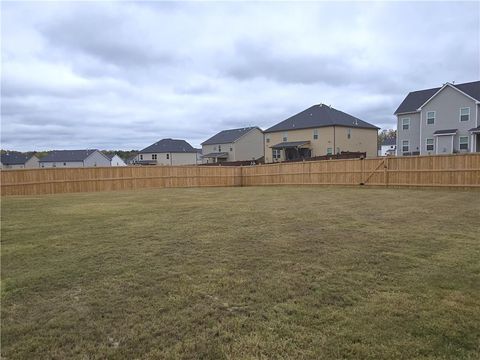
(395, 81, 480, 156)
(135, 139, 197, 165)
(201, 127, 264, 163)
(263, 104, 379, 163)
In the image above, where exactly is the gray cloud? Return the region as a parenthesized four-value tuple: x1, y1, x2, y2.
(1, 1, 479, 151)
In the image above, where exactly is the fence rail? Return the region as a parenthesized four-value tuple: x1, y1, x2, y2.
(2, 154, 479, 196)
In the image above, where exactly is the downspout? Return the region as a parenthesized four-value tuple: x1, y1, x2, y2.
(333, 126, 336, 154)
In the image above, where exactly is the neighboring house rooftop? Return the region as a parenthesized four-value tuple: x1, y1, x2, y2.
(395, 81, 480, 114)
(264, 104, 379, 133)
(202, 127, 261, 145)
(139, 139, 197, 153)
(39, 150, 102, 162)
(381, 137, 397, 146)
(1, 152, 35, 165)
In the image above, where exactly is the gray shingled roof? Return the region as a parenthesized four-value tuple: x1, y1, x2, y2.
(39, 150, 101, 163)
(202, 152, 229, 158)
(201, 127, 260, 145)
(395, 81, 480, 114)
(139, 139, 196, 153)
(381, 137, 397, 146)
(264, 104, 379, 133)
(271, 141, 310, 149)
(1, 152, 34, 165)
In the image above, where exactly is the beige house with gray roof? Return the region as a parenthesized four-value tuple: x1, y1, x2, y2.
(201, 127, 264, 163)
(263, 104, 379, 163)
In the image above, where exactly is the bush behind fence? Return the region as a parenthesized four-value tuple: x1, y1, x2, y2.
(2, 154, 479, 196)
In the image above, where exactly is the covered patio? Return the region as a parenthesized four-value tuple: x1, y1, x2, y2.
(271, 141, 311, 161)
(202, 152, 229, 163)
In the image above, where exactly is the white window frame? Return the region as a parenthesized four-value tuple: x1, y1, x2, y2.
(426, 138, 434, 152)
(166, 153, 170, 159)
(347, 128, 351, 139)
(326, 147, 333, 155)
(402, 140, 409, 153)
(402, 118, 410, 130)
(426, 111, 435, 125)
(459, 136, 469, 150)
(272, 149, 281, 160)
(313, 129, 319, 140)
(140, 154, 143, 160)
(266, 137, 270, 143)
(218, 145, 222, 152)
(282, 132, 288, 142)
(460, 107, 470, 122)
(152, 154, 157, 160)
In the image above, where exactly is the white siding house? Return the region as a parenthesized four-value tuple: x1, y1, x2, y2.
(39, 150, 111, 168)
(135, 139, 197, 166)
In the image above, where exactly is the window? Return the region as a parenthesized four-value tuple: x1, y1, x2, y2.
(313, 129, 318, 140)
(140, 154, 143, 160)
(326, 147, 333, 155)
(426, 138, 434, 151)
(272, 149, 281, 160)
(63, 162, 66, 166)
(459, 136, 469, 150)
(460, 107, 470, 122)
(266, 137, 270, 143)
(152, 154, 157, 160)
(229, 147, 233, 152)
(218, 145, 221, 152)
(402, 140, 409, 153)
(347, 128, 351, 139)
(402, 118, 410, 130)
(166, 153, 170, 159)
(426, 111, 435, 125)
(282, 132, 288, 142)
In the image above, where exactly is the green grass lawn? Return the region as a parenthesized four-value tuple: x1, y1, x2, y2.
(1, 187, 480, 359)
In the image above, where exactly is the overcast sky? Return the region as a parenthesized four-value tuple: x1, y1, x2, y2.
(2, 1, 479, 151)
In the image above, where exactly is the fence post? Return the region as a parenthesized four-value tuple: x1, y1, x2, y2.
(384, 157, 389, 187)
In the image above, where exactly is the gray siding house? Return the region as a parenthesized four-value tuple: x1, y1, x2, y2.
(135, 139, 197, 165)
(201, 127, 264, 163)
(395, 81, 480, 156)
(1, 153, 39, 169)
(39, 150, 111, 168)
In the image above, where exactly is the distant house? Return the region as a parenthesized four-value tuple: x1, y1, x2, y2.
(194, 148, 203, 164)
(378, 137, 397, 156)
(201, 127, 264, 163)
(107, 154, 127, 166)
(39, 150, 111, 168)
(135, 139, 197, 165)
(1, 152, 39, 169)
(395, 81, 480, 156)
(264, 104, 379, 163)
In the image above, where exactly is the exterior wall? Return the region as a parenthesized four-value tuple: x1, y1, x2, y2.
(41, 161, 84, 168)
(421, 86, 478, 154)
(201, 143, 234, 163)
(2, 163, 27, 169)
(379, 144, 396, 156)
(233, 128, 264, 161)
(396, 112, 421, 156)
(84, 151, 111, 167)
(264, 126, 377, 163)
(25, 156, 40, 168)
(110, 155, 126, 166)
(136, 152, 197, 165)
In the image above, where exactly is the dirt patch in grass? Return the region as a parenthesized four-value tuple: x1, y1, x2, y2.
(2, 187, 480, 359)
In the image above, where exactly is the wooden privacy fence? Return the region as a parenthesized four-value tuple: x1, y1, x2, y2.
(241, 154, 480, 188)
(1, 154, 479, 195)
